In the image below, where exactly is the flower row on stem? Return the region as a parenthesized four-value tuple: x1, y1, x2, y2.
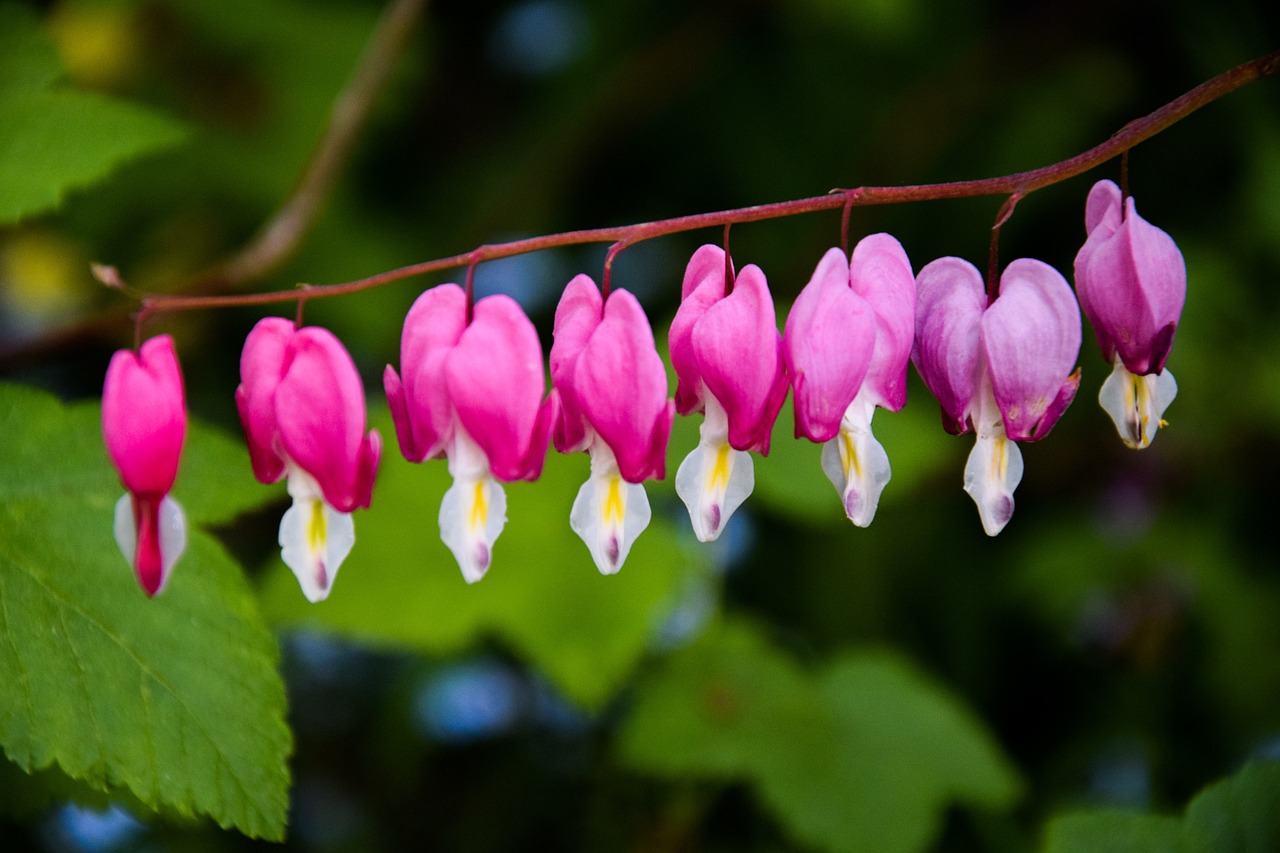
(102, 177, 1185, 600)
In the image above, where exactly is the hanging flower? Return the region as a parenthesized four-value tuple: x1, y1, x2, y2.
(783, 235, 915, 526)
(550, 275, 674, 573)
(385, 285, 555, 582)
(1074, 179, 1185, 448)
(913, 257, 1081, 535)
(669, 244, 788, 541)
(102, 334, 188, 596)
(236, 318, 380, 602)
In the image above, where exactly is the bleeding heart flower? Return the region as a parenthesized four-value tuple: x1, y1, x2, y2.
(237, 318, 381, 601)
(102, 334, 187, 596)
(913, 257, 1081, 535)
(669, 245, 788, 541)
(385, 285, 555, 582)
(550, 275, 674, 573)
(783, 234, 915, 526)
(1074, 179, 1185, 448)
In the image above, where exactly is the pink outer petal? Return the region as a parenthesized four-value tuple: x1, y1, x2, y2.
(912, 257, 986, 434)
(385, 284, 468, 462)
(446, 295, 552, 482)
(693, 263, 788, 454)
(669, 245, 732, 415)
(103, 335, 186, 497)
(982, 259, 1082, 442)
(783, 247, 876, 443)
(275, 327, 381, 512)
(849, 233, 916, 411)
(550, 275, 604, 454)
(574, 288, 673, 482)
(235, 317, 294, 485)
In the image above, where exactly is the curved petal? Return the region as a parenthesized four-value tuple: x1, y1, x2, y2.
(982, 259, 1081, 442)
(275, 327, 377, 513)
(446, 295, 550, 483)
(693, 263, 787, 453)
(912, 257, 986, 433)
(669, 245, 731, 414)
(235, 317, 294, 485)
(388, 284, 468, 462)
(575, 288, 672, 482)
(783, 246, 876, 443)
(103, 335, 186, 497)
(550, 275, 603, 454)
(849, 233, 916, 411)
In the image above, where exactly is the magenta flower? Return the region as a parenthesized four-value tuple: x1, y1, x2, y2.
(1074, 179, 1185, 448)
(236, 318, 381, 601)
(385, 285, 555, 582)
(913, 257, 1081, 535)
(782, 235, 915, 526)
(550, 275, 674, 573)
(102, 335, 187, 596)
(669, 245, 788, 541)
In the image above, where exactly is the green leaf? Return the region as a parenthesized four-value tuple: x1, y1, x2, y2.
(617, 619, 1021, 853)
(259, 407, 696, 710)
(0, 4, 64, 96)
(0, 89, 186, 224)
(1042, 810, 1184, 853)
(1184, 761, 1280, 853)
(0, 384, 290, 840)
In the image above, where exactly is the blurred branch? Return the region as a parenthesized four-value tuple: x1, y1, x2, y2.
(0, 0, 427, 367)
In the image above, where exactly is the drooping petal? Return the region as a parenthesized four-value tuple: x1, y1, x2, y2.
(674, 394, 755, 542)
(982, 259, 1081, 442)
(386, 284, 468, 462)
(446, 295, 551, 483)
(573, 288, 673, 482)
(1098, 357, 1178, 449)
(274, 327, 381, 512)
(235, 317, 294, 485)
(550, 275, 604, 454)
(912, 257, 987, 434)
(783, 246, 876, 443)
(849, 233, 916, 412)
(692, 264, 788, 454)
(278, 468, 355, 603)
(819, 395, 891, 527)
(103, 335, 186, 497)
(669, 245, 733, 415)
(438, 429, 508, 583)
(114, 493, 186, 596)
(961, 384, 1023, 537)
(569, 442, 652, 574)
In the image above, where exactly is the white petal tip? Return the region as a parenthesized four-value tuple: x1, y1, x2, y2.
(1099, 362, 1178, 450)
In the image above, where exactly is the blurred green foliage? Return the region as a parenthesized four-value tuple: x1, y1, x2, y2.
(1, 0, 1279, 851)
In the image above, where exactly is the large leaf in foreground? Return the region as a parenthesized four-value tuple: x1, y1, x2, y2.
(0, 384, 290, 839)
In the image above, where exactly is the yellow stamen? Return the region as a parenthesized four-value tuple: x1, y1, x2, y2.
(708, 444, 732, 492)
(991, 436, 1008, 480)
(469, 480, 488, 531)
(308, 499, 327, 552)
(840, 429, 861, 480)
(603, 475, 625, 524)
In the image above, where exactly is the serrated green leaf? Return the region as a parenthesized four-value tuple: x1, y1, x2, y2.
(1184, 761, 1280, 853)
(1042, 810, 1183, 853)
(617, 620, 1020, 853)
(0, 4, 64, 96)
(0, 384, 290, 840)
(0, 89, 186, 224)
(259, 407, 696, 710)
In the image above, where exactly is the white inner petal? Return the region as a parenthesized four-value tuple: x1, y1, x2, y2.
(113, 492, 187, 595)
(1098, 357, 1178, 450)
(675, 393, 754, 542)
(570, 441, 652, 575)
(280, 467, 355, 603)
(820, 394, 891, 528)
(962, 381, 1023, 537)
(439, 428, 507, 583)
